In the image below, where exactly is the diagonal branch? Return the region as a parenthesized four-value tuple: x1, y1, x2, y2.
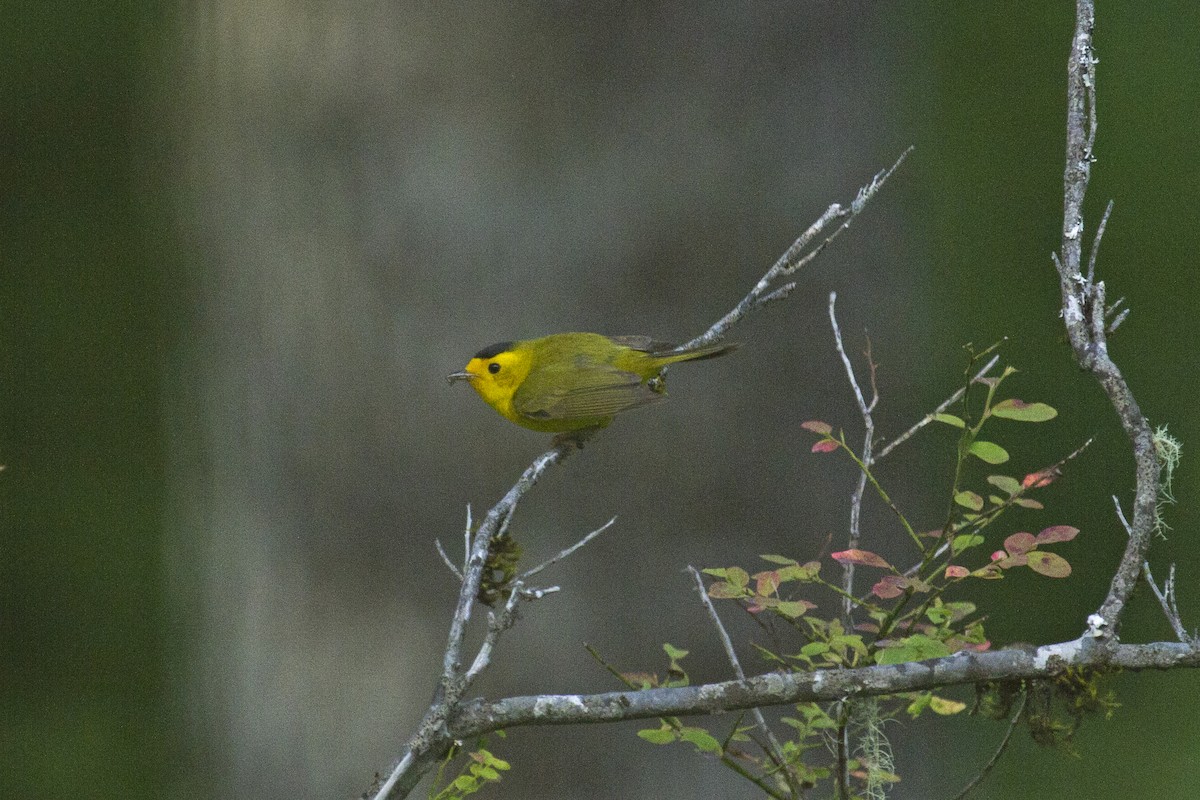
(1054, 0, 1162, 637)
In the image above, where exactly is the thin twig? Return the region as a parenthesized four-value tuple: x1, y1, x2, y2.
(1113, 496, 1191, 644)
(874, 355, 1001, 462)
(688, 567, 797, 797)
(462, 504, 473, 573)
(682, 147, 914, 353)
(1086, 199, 1114, 285)
(948, 690, 1027, 800)
(521, 517, 618, 581)
(435, 539, 463, 581)
(464, 582, 525, 684)
(829, 292, 877, 623)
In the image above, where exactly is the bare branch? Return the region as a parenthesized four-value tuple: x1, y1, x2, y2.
(682, 147, 913, 353)
(829, 291, 876, 620)
(1086, 199, 1114, 284)
(874, 355, 1001, 461)
(520, 517, 618, 581)
(1054, 0, 1162, 634)
(688, 567, 796, 796)
(1113, 496, 1191, 644)
(434, 539, 462, 581)
(464, 582, 525, 684)
(450, 639, 1200, 736)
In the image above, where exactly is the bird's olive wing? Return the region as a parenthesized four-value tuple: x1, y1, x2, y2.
(512, 364, 664, 421)
(607, 334, 674, 353)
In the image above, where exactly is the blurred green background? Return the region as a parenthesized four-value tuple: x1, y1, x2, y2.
(4, 3, 1197, 798)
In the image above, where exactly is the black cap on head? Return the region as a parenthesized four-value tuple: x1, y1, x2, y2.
(474, 341, 515, 360)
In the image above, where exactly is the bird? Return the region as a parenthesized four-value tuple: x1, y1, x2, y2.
(447, 332, 737, 438)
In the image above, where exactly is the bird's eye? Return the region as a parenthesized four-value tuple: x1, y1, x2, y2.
(488, 362, 501, 374)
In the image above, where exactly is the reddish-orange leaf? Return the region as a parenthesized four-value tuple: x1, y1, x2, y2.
(1036, 525, 1079, 544)
(944, 565, 969, 579)
(1022, 468, 1060, 489)
(831, 549, 893, 569)
(872, 575, 906, 599)
(811, 439, 839, 453)
(1004, 532, 1037, 556)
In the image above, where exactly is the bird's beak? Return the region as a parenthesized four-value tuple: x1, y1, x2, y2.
(446, 370, 475, 385)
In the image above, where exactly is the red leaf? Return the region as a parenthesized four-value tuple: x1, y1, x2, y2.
(831, 549, 893, 569)
(944, 565, 969, 579)
(801, 420, 833, 435)
(872, 575, 908, 599)
(1022, 468, 1061, 489)
(1036, 525, 1079, 544)
(1004, 532, 1037, 556)
(990, 550, 1006, 562)
(811, 439, 839, 453)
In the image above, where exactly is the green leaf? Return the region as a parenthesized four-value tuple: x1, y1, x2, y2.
(951, 534, 985, 555)
(679, 727, 722, 754)
(1027, 551, 1072, 578)
(929, 696, 967, 715)
(875, 634, 952, 665)
(707, 582, 744, 599)
(933, 412, 966, 428)
(725, 567, 750, 588)
(776, 600, 812, 618)
(906, 692, 932, 717)
(700, 567, 728, 578)
(800, 642, 831, 657)
(760, 554, 799, 565)
(637, 725, 678, 744)
(969, 440, 1010, 464)
(954, 491, 984, 511)
(1013, 497, 1044, 509)
(987, 474, 1022, 495)
(991, 399, 1058, 422)
(663, 643, 688, 661)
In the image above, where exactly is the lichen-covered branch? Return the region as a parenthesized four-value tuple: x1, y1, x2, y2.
(1053, 0, 1162, 635)
(450, 639, 1200, 735)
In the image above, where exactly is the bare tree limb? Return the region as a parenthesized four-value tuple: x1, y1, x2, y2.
(1054, 0, 1162, 637)
(449, 639, 1200, 736)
